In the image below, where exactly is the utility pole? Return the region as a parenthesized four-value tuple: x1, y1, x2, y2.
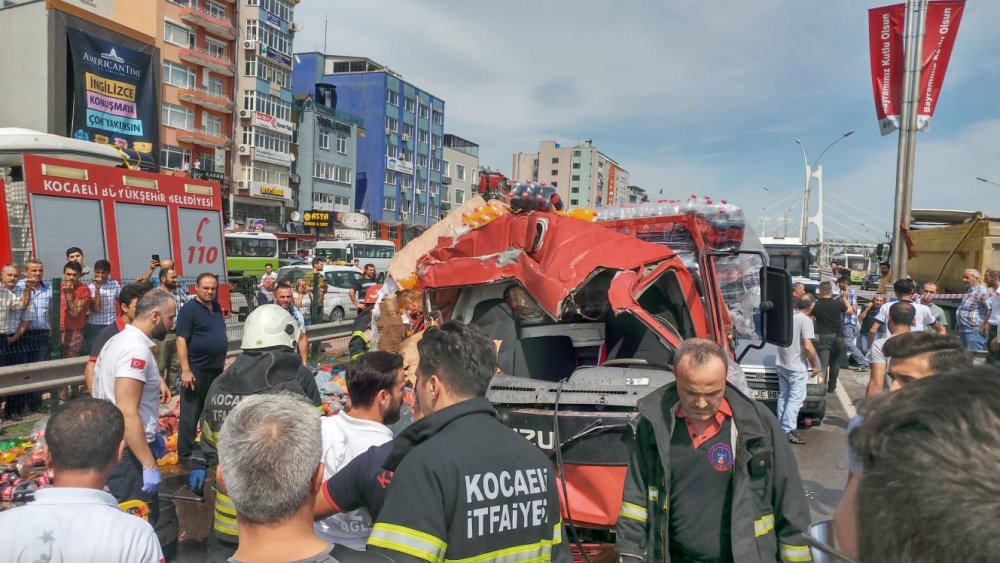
(889, 0, 929, 282)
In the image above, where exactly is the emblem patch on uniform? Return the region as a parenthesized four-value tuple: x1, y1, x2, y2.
(708, 443, 734, 472)
(130, 358, 146, 370)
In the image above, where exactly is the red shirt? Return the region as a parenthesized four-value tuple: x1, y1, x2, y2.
(60, 282, 92, 331)
(675, 398, 733, 449)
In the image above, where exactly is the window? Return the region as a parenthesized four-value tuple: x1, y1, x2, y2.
(162, 103, 193, 130)
(243, 162, 288, 186)
(402, 201, 411, 213)
(163, 61, 195, 88)
(205, 39, 226, 59)
(207, 76, 224, 97)
(242, 127, 291, 154)
(243, 91, 291, 121)
(385, 116, 398, 133)
(550, 169, 558, 176)
(256, 23, 292, 56)
(164, 21, 193, 47)
(206, 0, 226, 19)
(399, 147, 411, 161)
(441, 187, 450, 202)
(160, 145, 191, 170)
(572, 162, 581, 169)
(431, 134, 442, 148)
(205, 114, 222, 137)
(245, 57, 291, 88)
(403, 123, 414, 138)
(385, 144, 397, 158)
(384, 197, 395, 211)
(401, 175, 413, 189)
(571, 199, 579, 206)
(334, 165, 352, 184)
(431, 158, 441, 172)
(417, 130, 429, 143)
(430, 182, 439, 196)
(552, 157, 559, 164)
(432, 109, 443, 124)
(417, 154, 428, 168)
(319, 131, 330, 149)
(261, 0, 293, 22)
(551, 181, 558, 188)
(454, 189, 465, 204)
(404, 98, 415, 113)
(198, 153, 217, 171)
(416, 202, 425, 215)
(387, 90, 399, 106)
(456, 164, 466, 181)
(572, 175, 581, 181)
(336, 134, 347, 155)
(313, 162, 352, 184)
(573, 150, 581, 157)
(571, 187, 580, 194)
(442, 160, 450, 177)
(384, 169, 396, 185)
(418, 104, 430, 119)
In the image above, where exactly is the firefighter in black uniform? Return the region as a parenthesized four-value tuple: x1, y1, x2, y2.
(367, 321, 571, 562)
(187, 304, 321, 561)
(615, 338, 813, 563)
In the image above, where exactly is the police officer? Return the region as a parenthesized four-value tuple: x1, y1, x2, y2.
(616, 338, 813, 563)
(187, 304, 321, 561)
(367, 322, 571, 562)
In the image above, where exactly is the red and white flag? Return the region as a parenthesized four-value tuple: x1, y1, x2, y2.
(868, 4, 906, 136)
(916, 0, 965, 132)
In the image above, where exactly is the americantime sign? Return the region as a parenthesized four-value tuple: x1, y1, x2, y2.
(67, 28, 159, 163)
(868, 1, 965, 136)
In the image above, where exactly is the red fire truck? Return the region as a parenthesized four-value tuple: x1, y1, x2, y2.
(0, 137, 230, 309)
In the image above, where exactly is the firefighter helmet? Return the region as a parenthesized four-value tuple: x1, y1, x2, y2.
(241, 304, 299, 350)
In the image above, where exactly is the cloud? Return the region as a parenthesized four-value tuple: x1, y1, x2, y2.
(293, 1, 1000, 241)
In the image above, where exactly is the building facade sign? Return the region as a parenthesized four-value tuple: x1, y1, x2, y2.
(250, 181, 291, 202)
(255, 111, 294, 135)
(386, 157, 413, 175)
(254, 146, 292, 167)
(303, 210, 331, 228)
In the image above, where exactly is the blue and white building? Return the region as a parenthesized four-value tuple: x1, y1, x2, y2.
(292, 53, 445, 225)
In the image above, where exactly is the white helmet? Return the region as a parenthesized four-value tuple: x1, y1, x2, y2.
(241, 304, 300, 350)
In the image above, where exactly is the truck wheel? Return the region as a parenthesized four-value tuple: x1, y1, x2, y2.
(329, 307, 345, 322)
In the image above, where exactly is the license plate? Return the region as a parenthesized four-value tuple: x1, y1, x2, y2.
(753, 389, 779, 401)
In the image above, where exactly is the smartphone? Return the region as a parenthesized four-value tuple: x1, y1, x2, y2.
(152, 254, 160, 262)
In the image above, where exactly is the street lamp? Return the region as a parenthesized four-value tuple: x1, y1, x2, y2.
(976, 177, 1000, 188)
(796, 130, 854, 243)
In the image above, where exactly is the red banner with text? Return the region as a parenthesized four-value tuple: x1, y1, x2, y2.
(916, 0, 965, 131)
(868, 3, 905, 136)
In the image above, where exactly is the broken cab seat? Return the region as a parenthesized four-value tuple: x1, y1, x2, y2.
(469, 298, 518, 376)
(511, 335, 577, 382)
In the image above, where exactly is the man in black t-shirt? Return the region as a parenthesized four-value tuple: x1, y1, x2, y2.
(349, 264, 379, 313)
(812, 280, 851, 392)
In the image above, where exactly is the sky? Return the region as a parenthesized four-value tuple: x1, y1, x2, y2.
(293, 1, 1000, 242)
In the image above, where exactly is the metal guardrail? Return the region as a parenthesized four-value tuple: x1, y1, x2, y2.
(0, 320, 353, 397)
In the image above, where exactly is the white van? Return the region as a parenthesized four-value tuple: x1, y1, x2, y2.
(313, 240, 396, 279)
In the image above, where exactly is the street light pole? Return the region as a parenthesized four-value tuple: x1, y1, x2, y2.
(796, 131, 854, 243)
(977, 177, 1000, 188)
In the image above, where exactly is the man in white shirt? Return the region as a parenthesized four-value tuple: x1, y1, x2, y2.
(866, 302, 915, 397)
(93, 290, 175, 526)
(0, 397, 163, 562)
(316, 351, 406, 549)
(868, 278, 944, 347)
(776, 294, 820, 445)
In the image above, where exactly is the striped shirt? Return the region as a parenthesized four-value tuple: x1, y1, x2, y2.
(957, 284, 990, 330)
(15, 280, 52, 331)
(0, 288, 25, 334)
(87, 279, 121, 326)
(835, 287, 859, 327)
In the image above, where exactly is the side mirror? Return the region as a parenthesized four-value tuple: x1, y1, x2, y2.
(761, 265, 792, 347)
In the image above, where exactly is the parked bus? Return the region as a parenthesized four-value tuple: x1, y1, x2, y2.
(312, 239, 396, 277)
(225, 232, 279, 283)
(840, 253, 871, 284)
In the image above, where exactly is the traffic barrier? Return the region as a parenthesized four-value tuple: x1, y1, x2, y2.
(854, 289, 997, 300)
(0, 320, 352, 397)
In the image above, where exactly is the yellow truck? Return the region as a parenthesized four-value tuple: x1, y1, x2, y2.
(907, 210, 1000, 294)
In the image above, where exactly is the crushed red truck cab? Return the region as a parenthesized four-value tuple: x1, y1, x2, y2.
(413, 205, 792, 560)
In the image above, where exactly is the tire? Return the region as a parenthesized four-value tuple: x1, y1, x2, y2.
(329, 307, 345, 322)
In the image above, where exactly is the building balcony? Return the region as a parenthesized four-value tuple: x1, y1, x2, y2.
(176, 128, 230, 149)
(180, 7, 237, 40)
(178, 47, 235, 77)
(177, 87, 233, 113)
